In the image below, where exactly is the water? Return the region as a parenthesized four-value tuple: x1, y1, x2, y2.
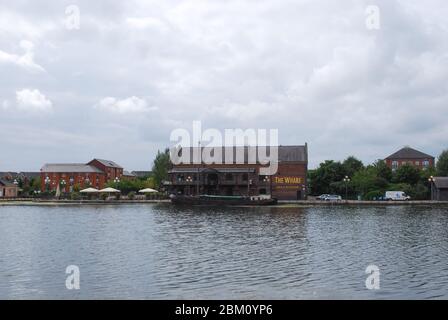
(0, 204, 448, 299)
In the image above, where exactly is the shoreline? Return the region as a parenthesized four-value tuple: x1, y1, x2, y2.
(1, 199, 448, 207)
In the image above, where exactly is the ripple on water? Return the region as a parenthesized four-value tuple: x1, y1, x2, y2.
(0, 204, 448, 299)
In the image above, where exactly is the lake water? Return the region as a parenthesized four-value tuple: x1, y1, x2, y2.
(0, 204, 448, 299)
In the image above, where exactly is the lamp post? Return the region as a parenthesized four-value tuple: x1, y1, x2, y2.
(44, 176, 51, 192)
(428, 176, 435, 201)
(343, 176, 351, 201)
(60, 179, 67, 196)
(114, 177, 120, 187)
(186, 176, 193, 195)
(263, 176, 270, 196)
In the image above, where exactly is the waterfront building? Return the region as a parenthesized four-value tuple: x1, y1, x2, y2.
(40, 159, 124, 192)
(0, 179, 19, 198)
(385, 146, 435, 171)
(167, 144, 308, 200)
(431, 177, 448, 201)
(123, 171, 137, 180)
(131, 171, 152, 178)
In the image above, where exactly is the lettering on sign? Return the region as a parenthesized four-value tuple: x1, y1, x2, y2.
(273, 176, 302, 184)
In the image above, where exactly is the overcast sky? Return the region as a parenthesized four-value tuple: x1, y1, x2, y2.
(1, 0, 447, 171)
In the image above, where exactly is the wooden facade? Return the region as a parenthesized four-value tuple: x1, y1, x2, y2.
(167, 145, 308, 200)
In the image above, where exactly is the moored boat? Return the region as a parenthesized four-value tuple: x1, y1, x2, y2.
(170, 194, 278, 206)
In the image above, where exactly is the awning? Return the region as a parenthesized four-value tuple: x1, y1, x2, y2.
(139, 188, 158, 193)
(80, 187, 99, 193)
(99, 187, 120, 193)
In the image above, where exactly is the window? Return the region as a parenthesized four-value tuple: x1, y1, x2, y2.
(225, 173, 233, 181)
(423, 160, 430, 168)
(392, 161, 398, 169)
(415, 161, 420, 166)
(242, 173, 248, 181)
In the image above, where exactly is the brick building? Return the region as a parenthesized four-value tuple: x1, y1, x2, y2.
(385, 147, 435, 171)
(40, 158, 123, 192)
(0, 179, 19, 198)
(167, 145, 308, 200)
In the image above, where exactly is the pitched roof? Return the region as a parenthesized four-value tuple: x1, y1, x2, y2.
(0, 172, 17, 178)
(17, 172, 40, 179)
(0, 179, 17, 187)
(91, 159, 123, 169)
(123, 170, 136, 177)
(173, 145, 308, 164)
(386, 147, 434, 160)
(131, 171, 152, 177)
(434, 177, 448, 189)
(41, 164, 103, 173)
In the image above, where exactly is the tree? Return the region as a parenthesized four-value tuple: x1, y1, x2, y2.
(436, 150, 448, 176)
(152, 148, 171, 188)
(372, 160, 392, 182)
(343, 156, 364, 177)
(308, 160, 346, 195)
(352, 165, 389, 199)
(393, 164, 421, 185)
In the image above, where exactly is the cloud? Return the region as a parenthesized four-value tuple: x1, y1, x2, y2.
(125, 17, 168, 31)
(0, 40, 45, 73)
(94, 96, 157, 114)
(15, 89, 53, 112)
(2, 0, 448, 171)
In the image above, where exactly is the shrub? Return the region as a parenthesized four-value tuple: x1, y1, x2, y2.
(71, 192, 81, 200)
(364, 190, 383, 200)
(101, 193, 108, 201)
(128, 191, 135, 200)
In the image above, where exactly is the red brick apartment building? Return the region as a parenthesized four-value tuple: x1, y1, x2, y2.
(385, 147, 435, 171)
(167, 145, 308, 200)
(40, 159, 123, 192)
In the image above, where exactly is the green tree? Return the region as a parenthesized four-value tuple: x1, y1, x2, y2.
(151, 148, 171, 188)
(393, 164, 421, 185)
(308, 160, 346, 195)
(343, 156, 364, 177)
(372, 160, 393, 181)
(352, 165, 388, 199)
(436, 150, 448, 176)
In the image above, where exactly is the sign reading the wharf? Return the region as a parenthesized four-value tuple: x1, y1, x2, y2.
(273, 176, 303, 184)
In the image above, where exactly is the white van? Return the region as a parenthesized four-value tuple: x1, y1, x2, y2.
(385, 191, 411, 201)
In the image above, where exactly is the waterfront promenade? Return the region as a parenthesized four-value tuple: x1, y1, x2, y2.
(1, 198, 448, 207)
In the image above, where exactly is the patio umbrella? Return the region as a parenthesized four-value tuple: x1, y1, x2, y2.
(138, 188, 158, 193)
(99, 187, 120, 193)
(80, 188, 99, 193)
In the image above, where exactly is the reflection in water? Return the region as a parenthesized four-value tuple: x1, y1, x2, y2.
(0, 204, 448, 299)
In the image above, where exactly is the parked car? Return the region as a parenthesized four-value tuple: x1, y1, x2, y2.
(317, 194, 331, 200)
(385, 191, 411, 201)
(323, 194, 342, 201)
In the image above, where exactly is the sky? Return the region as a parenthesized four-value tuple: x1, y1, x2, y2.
(1, 0, 448, 171)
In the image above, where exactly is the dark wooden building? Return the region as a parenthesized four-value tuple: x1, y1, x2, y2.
(167, 145, 308, 200)
(385, 146, 435, 171)
(431, 177, 448, 201)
